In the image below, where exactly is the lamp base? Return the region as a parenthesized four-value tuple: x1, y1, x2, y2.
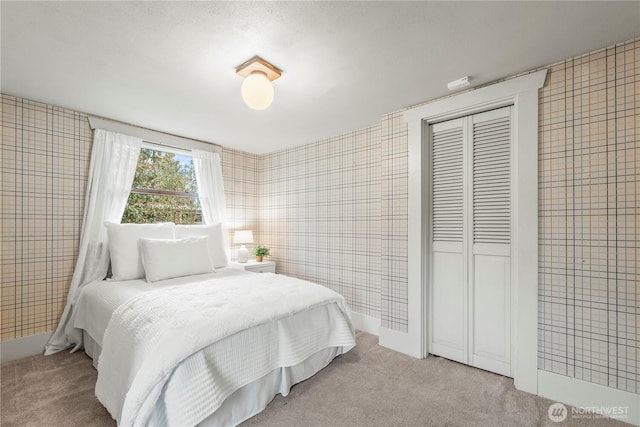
(237, 245, 249, 263)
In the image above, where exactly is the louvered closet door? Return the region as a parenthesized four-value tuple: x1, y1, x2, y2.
(429, 118, 467, 364)
(469, 107, 512, 377)
(429, 106, 513, 377)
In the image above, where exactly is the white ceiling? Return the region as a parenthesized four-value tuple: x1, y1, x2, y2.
(2, 1, 638, 154)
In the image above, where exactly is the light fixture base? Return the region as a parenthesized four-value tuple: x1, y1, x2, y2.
(237, 245, 249, 263)
(236, 56, 282, 82)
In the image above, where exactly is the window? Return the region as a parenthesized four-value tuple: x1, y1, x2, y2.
(122, 147, 202, 224)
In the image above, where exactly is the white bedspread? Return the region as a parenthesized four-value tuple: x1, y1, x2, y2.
(73, 270, 241, 347)
(95, 272, 355, 427)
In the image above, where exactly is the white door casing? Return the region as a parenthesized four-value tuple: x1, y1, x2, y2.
(381, 69, 546, 395)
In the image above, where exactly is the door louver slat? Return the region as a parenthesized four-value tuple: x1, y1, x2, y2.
(473, 117, 510, 244)
(432, 127, 464, 242)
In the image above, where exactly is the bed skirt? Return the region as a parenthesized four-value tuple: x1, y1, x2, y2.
(82, 330, 340, 426)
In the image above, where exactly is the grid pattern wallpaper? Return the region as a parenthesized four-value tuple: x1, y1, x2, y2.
(258, 129, 382, 318)
(0, 95, 261, 341)
(1, 95, 91, 340)
(2, 38, 637, 396)
(221, 147, 261, 261)
(538, 39, 639, 392)
(380, 112, 409, 332)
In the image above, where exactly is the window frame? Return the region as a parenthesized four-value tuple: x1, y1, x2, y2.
(123, 142, 202, 224)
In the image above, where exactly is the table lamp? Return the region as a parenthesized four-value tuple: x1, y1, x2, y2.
(233, 230, 254, 263)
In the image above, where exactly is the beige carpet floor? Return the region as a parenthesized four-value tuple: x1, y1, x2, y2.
(1, 332, 629, 427)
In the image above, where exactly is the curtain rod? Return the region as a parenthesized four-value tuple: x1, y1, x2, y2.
(87, 116, 221, 155)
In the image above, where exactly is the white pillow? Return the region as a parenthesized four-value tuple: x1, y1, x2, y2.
(174, 223, 228, 268)
(139, 237, 214, 282)
(105, 222, 175, 281)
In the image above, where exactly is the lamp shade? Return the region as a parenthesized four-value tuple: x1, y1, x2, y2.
(241, 71, 274, 110)
(233, 230, 254, 244)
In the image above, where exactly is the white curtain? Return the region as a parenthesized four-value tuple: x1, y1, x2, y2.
(192, 149, 229, 253)
(45, 129, 142, 355)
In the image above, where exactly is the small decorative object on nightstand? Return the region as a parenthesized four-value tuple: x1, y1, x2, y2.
(229, 260, 275, 274)
(251, 245, 270, 262)
(233, 230, 253, 263)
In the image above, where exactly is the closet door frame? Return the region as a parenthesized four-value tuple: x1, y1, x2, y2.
(388, 69, 547, 395)
(428, 107, 514, 377)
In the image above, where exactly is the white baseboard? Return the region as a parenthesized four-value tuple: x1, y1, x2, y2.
(350, 311, 380, 336)
(379, 326, 422, 358)
(538, 370, 639, 426)
(0, 332, 52, 363)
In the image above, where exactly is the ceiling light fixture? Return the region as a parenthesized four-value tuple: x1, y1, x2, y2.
(236, 56, 282, 110)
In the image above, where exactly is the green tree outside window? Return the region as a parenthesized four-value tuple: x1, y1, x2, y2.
(122, 148, 202, 224)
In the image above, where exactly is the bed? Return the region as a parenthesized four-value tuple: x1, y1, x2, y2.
(69, 223, 355, 427)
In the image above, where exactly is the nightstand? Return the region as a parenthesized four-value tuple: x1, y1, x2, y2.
(229, 260, 276, 274)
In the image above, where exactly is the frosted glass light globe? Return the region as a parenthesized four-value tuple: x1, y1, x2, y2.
(241, 71, 274, 110)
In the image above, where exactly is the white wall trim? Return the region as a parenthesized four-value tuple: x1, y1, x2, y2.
(379, 117, 429, 359)
(1, 332, 52, 363)
(88, 116, 221, 154)
(398, 69, 547, 395)
(379, 327, 422, 358)
(378, 118, 429, 359)
(538, 370, 640, 426)
(350, 312, 381, 336)
(403, 71, 548, 123)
